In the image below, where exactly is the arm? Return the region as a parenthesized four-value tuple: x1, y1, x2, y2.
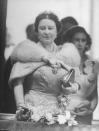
(75, 60, 98, 97)
(71, 63, 98, 116)
(14, 78, 31, 121)
(14, 78, 25, 109)
(88, 86, 98, 112)
(89, 61, 99, 112)
(71, 84, 98, 116)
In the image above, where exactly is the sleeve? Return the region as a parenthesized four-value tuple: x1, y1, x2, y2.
(75, 60, 98, 98)
(9, 61, 45, 88)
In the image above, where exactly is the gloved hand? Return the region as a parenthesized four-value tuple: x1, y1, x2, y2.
(61, 82, 80, 95)
(71, 100, 92, 116)
(16, 105, 31, 121)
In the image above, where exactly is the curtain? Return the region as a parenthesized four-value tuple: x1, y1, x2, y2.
(0, 0, 7, 112)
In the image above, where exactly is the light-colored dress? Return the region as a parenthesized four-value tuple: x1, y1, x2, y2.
(9, 40, 97, 124)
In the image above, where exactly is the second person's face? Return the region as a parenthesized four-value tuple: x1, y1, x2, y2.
(38, 19, 57, 45)
(72, 32, 87, 55)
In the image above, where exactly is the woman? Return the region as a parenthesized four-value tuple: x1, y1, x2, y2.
(9, 12, 95, 125)
(62, 25, 98, 124)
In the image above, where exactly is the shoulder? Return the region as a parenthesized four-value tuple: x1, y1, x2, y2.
(11, 39, 37, 55)
(62, 42, 77, 49)
(59, 42, 81, 67)
(10, 39, 38, 61)
(16, 39, 37, 48)
(62, 42, 80, 55)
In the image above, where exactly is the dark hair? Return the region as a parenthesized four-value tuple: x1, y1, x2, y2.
(62, 26, 92, 52)
(61, 16, 78, 31)
(34, 11, 61, 34)
(26, 23, 38, 42)
(55, 16, 78, 45)
(61, 16, 78, 33)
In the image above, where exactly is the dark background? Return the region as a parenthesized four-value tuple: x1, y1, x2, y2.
(0, 0, 16, 113)
(0, 0, 7, 112)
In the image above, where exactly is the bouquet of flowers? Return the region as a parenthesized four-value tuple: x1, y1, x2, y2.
(16, 103, 78, 126)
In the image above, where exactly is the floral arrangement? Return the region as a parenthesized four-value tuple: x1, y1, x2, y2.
(29, 106, 78, 126)
(16, 95, 78, 126)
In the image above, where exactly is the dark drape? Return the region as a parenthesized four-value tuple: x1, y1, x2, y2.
(0, 0, 16, 113)
(0, 0, 7, 112)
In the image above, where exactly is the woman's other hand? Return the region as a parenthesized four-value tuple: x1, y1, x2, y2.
(61, 82, 80, 95)
(71, 100, 92, 116)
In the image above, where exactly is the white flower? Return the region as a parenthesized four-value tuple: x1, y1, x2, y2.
(45, 112, 56, 125)
(66, 115, 78, 126)
(68, 119, 78, 126)
(47, 120, 55, 125)
(68, 120, 74, 126)
(45, 112, 53, 121)
(57, 114, 67, 124)
(30, 106, 44, 121)
(26, 103, 34, 111)
(31, 113, 41, 122)
(65, 110, 71, 120)
(72, 120, 78, 125)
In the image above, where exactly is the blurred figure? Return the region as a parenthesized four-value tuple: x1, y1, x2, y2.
(55, 16, 78, 45)
(26, 23, 38, 42)
(4, 28, 15, 61)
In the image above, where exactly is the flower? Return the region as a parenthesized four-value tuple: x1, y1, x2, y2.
(45, 113, 55, 125)
(65, 110, 71, 120)
(31, 113, 41, 122)
(45, 112, 53, 121)
(68, 117, 78, 126)
(57, 114, 67, 124)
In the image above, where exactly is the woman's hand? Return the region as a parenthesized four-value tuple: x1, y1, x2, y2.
(71, 100, 92, 116)
(71, 108, 92, 116)
(16, 105, 31, 121)
(42, 55, 71, 71)
(62, 82, 80, 95)
(84, 60, 97, 82)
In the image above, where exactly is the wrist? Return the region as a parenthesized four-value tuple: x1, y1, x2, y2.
(17, 102, 25, 110)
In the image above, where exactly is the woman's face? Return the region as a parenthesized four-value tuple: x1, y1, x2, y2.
(37, 19, 57, 45)
(72, 32, 87, 55)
